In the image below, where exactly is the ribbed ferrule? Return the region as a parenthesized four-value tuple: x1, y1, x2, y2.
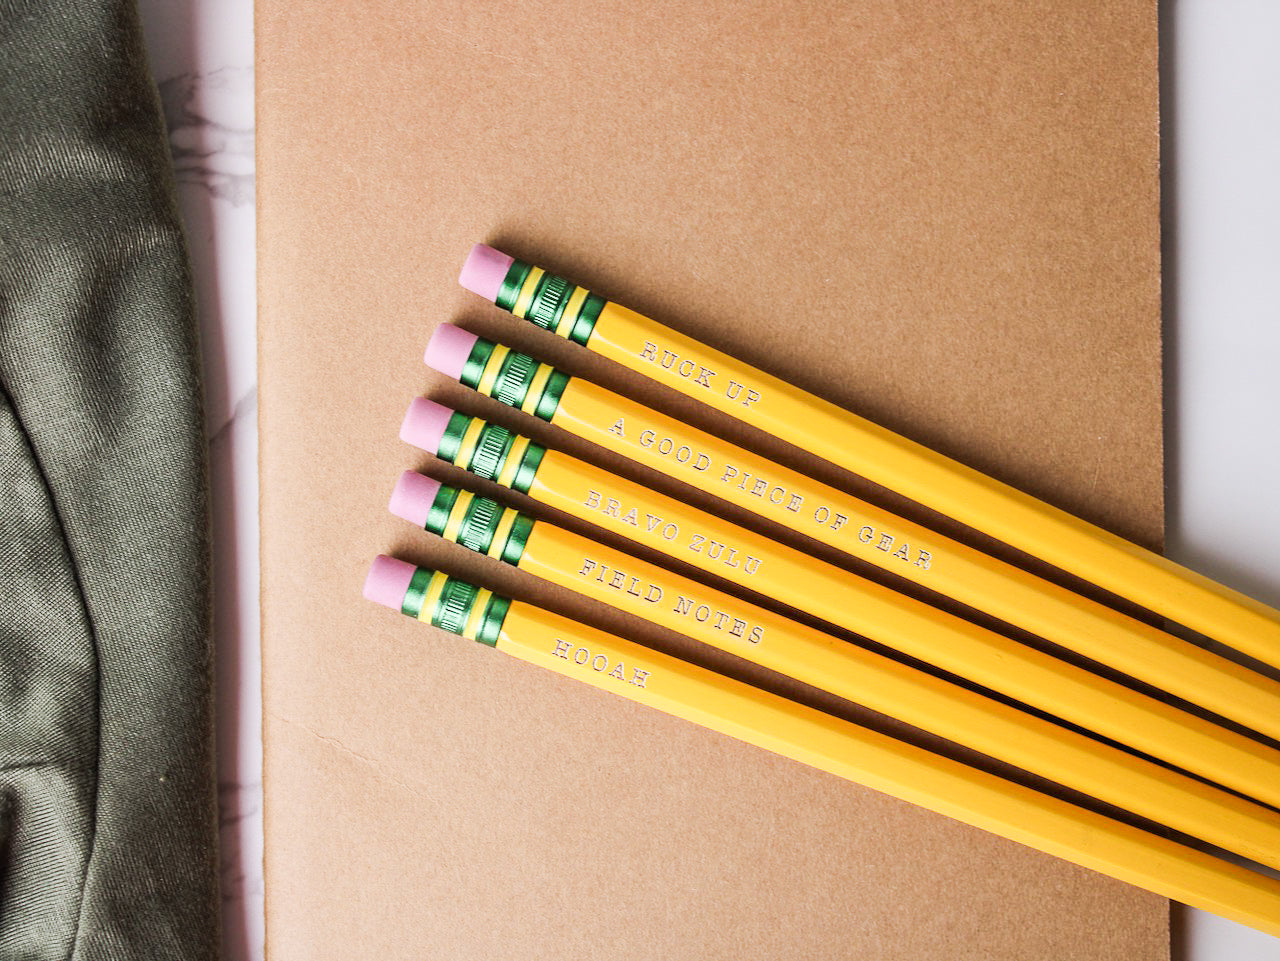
(398, 567, 510, 646)
(453, 333, 570, 423)
(443, 414, 547, 494)
(495, 259, 602, 346)
(427, 484, 534, 567)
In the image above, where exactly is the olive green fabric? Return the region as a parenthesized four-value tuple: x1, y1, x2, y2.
(0, 0, 219, 958)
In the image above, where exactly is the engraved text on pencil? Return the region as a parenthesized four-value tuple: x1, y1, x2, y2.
(857, 526, 932, 570)
(638, 341, 761, 407)
(551, 638, 650, 688)
(576, 558, 766, 644)
(583, 489, 765, 577)
(595, 418, 930, 572)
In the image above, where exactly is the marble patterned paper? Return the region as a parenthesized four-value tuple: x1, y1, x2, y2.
(136, 2, 260, 959)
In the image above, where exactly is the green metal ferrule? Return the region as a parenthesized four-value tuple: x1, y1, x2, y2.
(474, 596, 510, 646)
(509, 442, 545, 495)
(495, 260, 533, 312)
(434, 576, 477, 635)
(493, 351, 539, 408)
(568, 293, 605, 346)
(423, 485, 458, 536)
(458, 338, 496, 390)
(502, 514, 535, 565)
(400, 566, 434, 618)
(456, 496, 503, 553)
(468, 422, 516, 480)
(435, 411, 474, 462)
(430, 483, 536, 567)
(428, 575, 510, 647)
(397, 567, 511, 647)
(459, 334, 570, 423)
(445, 416, 546, 494)
(495, 259, 602, 347)
(535, 369, 571, 422)
(526, 272, 572, 332)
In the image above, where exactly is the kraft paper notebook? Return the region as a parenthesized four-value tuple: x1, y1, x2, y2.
(257, 2, 1167, 958)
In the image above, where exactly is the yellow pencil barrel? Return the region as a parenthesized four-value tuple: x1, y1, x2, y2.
(460, 247, 1280, 670)
(595, 302, 1280, 665)
(532, 451, 1280, 808)
(429, 325, 1280, 742)
(400, 398, 1280, 810)
(365, 556, 1280, 939)
(504, 604, 1280, 937)
(388, 473, 1280, 870)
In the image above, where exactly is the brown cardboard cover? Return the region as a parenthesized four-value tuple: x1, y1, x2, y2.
(257, 1, 1168, 957)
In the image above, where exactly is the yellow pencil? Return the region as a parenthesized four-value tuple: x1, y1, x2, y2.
(363, 556, 1280, 938)
(388, 471, 1280, 870)
(457, 245, 1280, 670)
(425, 324, 1280, 742)
(400, 397, 1280, 808)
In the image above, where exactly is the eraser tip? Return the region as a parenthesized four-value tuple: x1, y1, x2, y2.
(424, 324, 479, 380)
(364, 555, 416, 611)
(390, 471, 441, 527)
(458, 244, 514, 302)
(400, 397, 455, 453)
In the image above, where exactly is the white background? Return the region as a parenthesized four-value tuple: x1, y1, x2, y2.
(1163, 2, 1280, 957)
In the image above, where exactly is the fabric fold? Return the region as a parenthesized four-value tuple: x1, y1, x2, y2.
(0, 1, 219, 958)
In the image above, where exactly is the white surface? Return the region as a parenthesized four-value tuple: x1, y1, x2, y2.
(132, 1, 1279, 957)
(135, 2, 260, 959)
(1163, 1, 1280, 956)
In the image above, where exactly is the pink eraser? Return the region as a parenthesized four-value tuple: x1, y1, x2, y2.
(458, 244, 514, 302)
(390, 471, 441, 527)
(424, 324, 479, 380)
(364, 555, 416, 611)
(400, 397, 455, 453)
